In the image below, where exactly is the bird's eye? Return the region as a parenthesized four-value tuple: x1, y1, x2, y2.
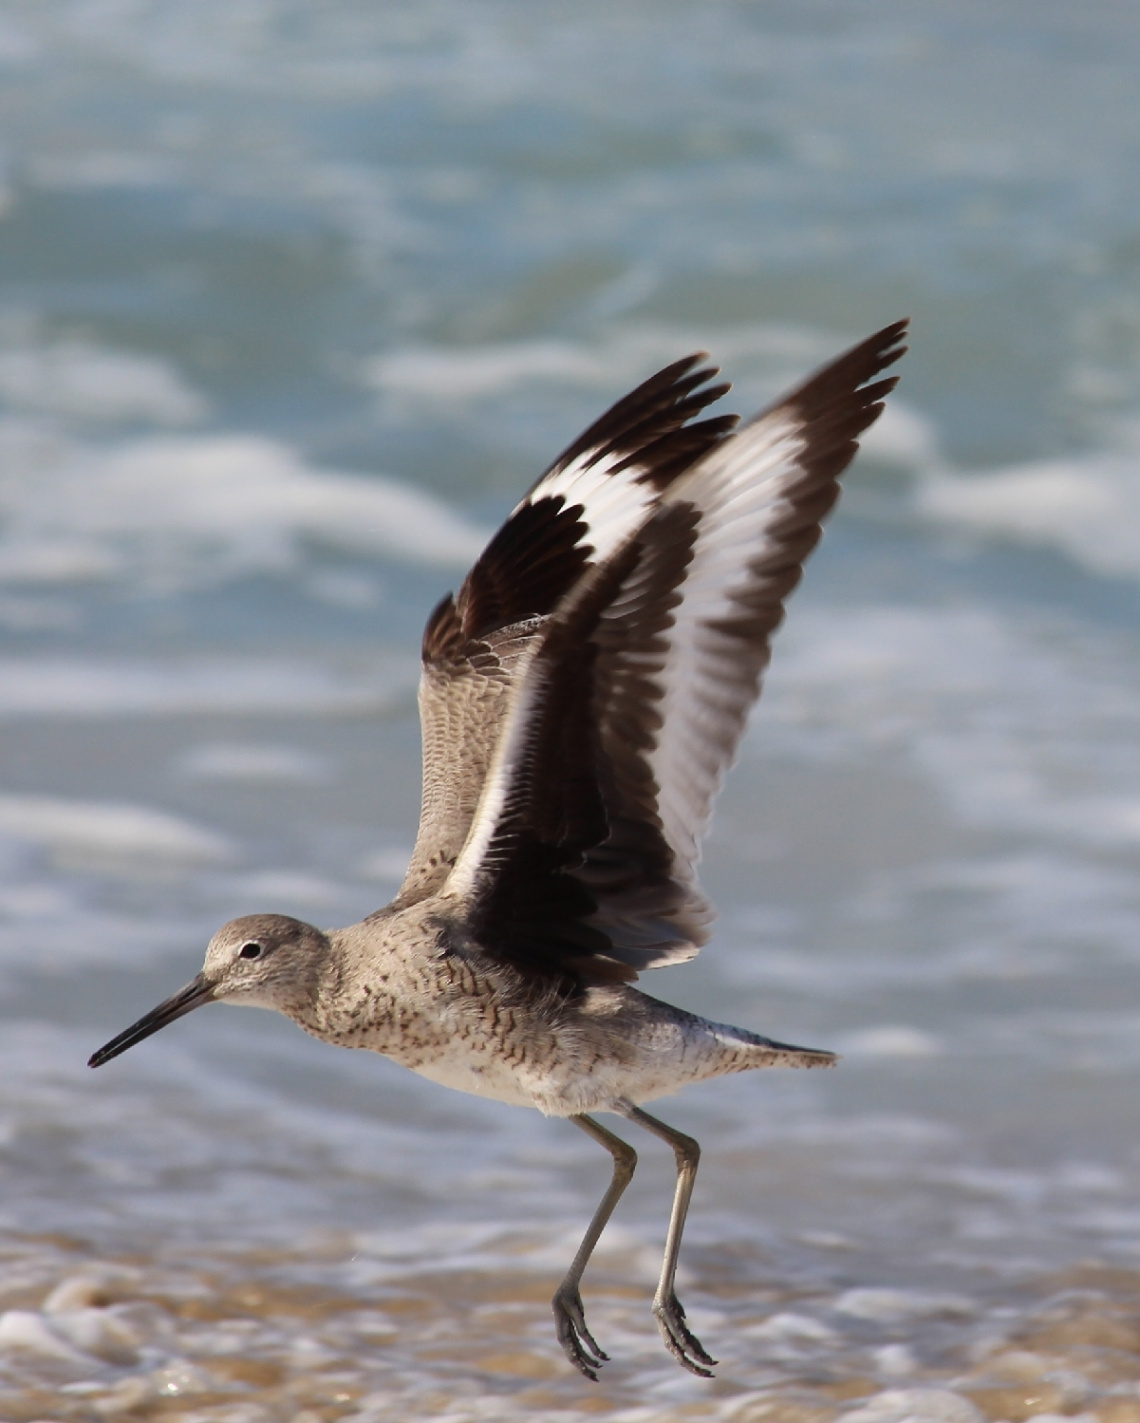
(239, 941, 264, 960)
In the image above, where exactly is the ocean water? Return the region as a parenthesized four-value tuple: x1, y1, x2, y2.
(3, 2, 1140, 1419)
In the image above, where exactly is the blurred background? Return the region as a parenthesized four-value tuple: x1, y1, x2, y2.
(3, 3, 1140, 1420)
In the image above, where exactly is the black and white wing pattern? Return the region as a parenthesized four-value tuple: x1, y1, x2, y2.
(395, 356, 736, 906)
(442, 321, 908, 985)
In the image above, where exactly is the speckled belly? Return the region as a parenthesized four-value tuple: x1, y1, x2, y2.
(386, 1002, 755, 1117)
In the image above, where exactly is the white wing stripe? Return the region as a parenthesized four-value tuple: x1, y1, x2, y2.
(649, 412, 809, 876)
(518, 454, 659, 564)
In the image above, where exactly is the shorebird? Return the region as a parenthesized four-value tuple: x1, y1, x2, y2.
(90, 319, 907, 1378)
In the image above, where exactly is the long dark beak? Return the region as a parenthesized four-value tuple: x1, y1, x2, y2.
(88, 973, 215, 1068)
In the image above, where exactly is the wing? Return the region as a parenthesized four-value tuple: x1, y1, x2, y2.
(441, 320, 908, 985)
(395, 355, 737, 905)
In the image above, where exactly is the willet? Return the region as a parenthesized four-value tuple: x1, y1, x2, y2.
(90, 319, 907, 1378)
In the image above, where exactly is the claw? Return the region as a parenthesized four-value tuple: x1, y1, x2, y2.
(553, 1287, 609, 1380)
(653, 1292, 717, 1377)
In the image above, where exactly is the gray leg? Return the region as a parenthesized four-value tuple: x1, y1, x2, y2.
(553, 1114, 637, 1380)
(618, 1103, 717, 1377)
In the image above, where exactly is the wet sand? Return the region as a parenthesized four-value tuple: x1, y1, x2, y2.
(7, 1231, 1140, 1423)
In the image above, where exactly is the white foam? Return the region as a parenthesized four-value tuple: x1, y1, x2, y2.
(875, 1344, 919, 1377)
(841, 1389, 984, 1423)
(916, 422, 1140, 583)
(175, 742, 332, 784)
(40, 1307, 140, 1366)
(367, 338, 611, 404)
(834, 1289, 974, 1322)
(0, 655, 411, 717)
(0, 795, 232, 865)
(743, 1311, 838, 1343)
(0, 331, 207, 424)
(0, 421, 487, 590)
(764, 603, 1140, 853)
(228, 870, 347, 905)
(365, 322, 885, 414)
(786, 1115, 960, 1149)
(0, 1309, 93, 1363)
(859, 399, 941, 469)
(840, 1027, 944, 1059)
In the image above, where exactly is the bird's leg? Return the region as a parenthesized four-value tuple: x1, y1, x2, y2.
(618, 1103, 717, 1377)
(553, 1114, 638, 1380)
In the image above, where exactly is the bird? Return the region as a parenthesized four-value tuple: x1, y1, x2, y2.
(89, 318, 907, 1379)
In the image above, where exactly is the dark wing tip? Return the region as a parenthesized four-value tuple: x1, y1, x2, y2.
(767, 318, 909, 468)
(799, 318, 909, 401)
(542, 352, 736, 492)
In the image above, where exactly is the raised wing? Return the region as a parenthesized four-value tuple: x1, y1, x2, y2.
(442, 320, 908, 985)
(395, 356, 736, 905)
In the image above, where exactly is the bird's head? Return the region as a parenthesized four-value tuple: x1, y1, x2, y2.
(88, 913, 332, 1068)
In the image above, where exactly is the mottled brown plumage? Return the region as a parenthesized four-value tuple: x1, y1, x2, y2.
(90, 320, 907, 1379)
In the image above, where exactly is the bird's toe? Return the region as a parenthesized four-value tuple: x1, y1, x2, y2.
(553, 1287, 609, 1379)
(653, 1292, 717, 1377)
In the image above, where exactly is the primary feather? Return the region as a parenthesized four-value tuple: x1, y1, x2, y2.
(437, 320, 908, 986)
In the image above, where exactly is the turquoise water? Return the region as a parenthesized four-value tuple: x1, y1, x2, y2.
(4, 3, 1140, 1418)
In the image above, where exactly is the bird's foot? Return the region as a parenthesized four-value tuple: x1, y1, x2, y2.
(653, 1292, 717, 1377)
(553, 1286, 609, 1380)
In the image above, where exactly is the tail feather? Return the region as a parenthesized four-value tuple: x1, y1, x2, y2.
(709, 1022, 837, 1069)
